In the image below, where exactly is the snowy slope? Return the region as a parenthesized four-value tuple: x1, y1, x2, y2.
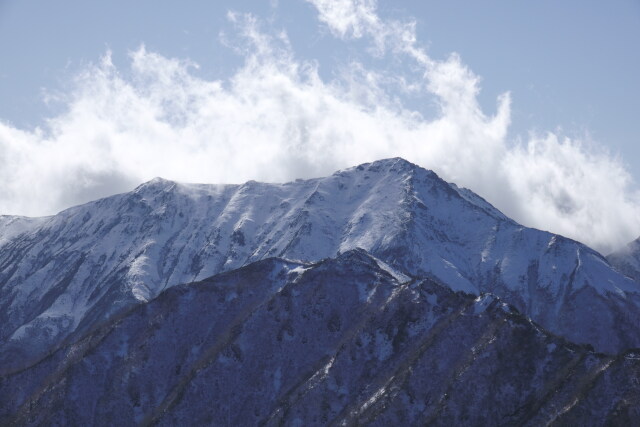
(0, 215, 48, 247)
(1, 251, 637, 425)
(608, 236, 640, 283)
(0, 158, 639, 372)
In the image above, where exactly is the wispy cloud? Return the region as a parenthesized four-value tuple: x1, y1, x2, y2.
(0, 2, 638, 254)
(306, 0, 640, 253)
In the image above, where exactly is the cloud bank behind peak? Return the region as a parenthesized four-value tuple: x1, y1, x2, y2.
(0, 1, 638, 254)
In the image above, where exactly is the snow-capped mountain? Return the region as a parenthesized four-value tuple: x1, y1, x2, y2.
(1, 250, 637, 425)
(1, 158, 639, 374)
(608, 236, 640, 283)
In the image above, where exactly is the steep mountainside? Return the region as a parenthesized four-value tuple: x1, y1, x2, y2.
(2, 251, 638, 426)
(1, 158, 639, 373)
(0, 215, 47, 247)
(608, 237, 640, 283)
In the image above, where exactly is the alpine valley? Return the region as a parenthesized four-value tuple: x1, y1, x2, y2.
(1, 158, 639, 425)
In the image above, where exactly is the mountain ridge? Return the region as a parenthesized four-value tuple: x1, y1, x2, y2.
(0, 157, 639, 373)
(2, 250, 638, 425)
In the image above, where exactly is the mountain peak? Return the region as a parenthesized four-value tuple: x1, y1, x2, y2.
(339, 157, 425, 177)
(1, 157, 640, 363)
(133, 176, 178, 194)
(367, 156, 418, 170)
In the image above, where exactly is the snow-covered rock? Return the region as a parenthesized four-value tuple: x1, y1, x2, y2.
(0, 215, 47, 247)
(1, 158, 639, 372)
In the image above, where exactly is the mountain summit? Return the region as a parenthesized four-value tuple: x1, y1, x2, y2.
(1, 158, 639, 373)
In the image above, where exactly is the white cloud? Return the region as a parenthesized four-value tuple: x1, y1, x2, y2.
(0, 4, 638, 254)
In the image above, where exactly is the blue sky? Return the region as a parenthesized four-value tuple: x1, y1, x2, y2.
(0, 0, 639, 252)
(2, 0, 639, 156)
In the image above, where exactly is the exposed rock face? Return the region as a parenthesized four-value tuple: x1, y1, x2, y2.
(1, 250, 638, 426)
(1, 158, 639, 374)
(608, 236, 640, 283)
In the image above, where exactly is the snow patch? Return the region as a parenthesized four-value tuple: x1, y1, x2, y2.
(371, 255, 411, 283)
(473, 294, 496, 314)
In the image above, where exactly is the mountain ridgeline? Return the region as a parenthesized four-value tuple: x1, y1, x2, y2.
(2, 250, 639, 425)
(1, 158, 640, 424)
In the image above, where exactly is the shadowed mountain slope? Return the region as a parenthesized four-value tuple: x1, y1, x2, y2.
(1, 250, 638, 426)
